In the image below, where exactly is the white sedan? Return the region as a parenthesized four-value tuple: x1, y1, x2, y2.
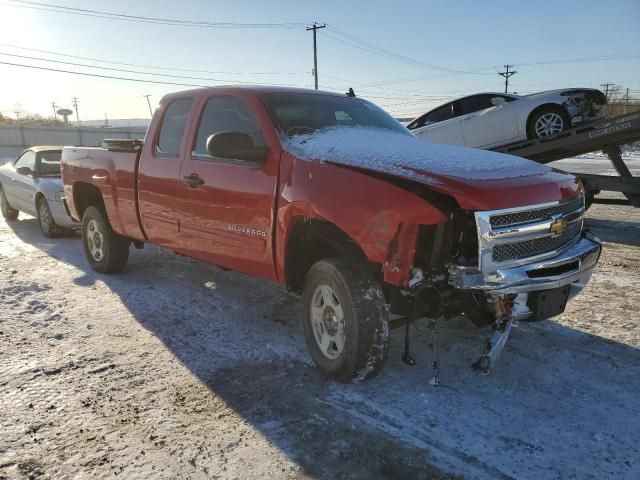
(0, 146, 77, 237)
(407, 88, 606, 149)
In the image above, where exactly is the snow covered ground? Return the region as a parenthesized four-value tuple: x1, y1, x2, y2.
(1, 160, 639, 479)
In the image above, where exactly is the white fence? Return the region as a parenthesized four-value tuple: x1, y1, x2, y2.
(0, 124, 147, 160)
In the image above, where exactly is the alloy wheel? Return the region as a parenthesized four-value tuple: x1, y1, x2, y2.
(310, 285, 346, 360)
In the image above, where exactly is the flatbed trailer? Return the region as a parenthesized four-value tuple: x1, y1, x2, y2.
(491, 111, 640, 207)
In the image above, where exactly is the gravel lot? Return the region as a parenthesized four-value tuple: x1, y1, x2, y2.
(1, 157, 639, 480)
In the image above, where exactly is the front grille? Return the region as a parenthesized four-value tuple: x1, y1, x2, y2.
(492, 221, 582, 262)
(490, 196, 584, 228)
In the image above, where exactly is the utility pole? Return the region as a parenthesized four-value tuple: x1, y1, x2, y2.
(624, 87, 629, 115)
(143, 94, 153, 117)
(71, 96, 80, 127)
(498, 65, 517, 93)
(51, 102, 58, 125)
(306, 22, 326, 90)
(600, 83, 615, 116)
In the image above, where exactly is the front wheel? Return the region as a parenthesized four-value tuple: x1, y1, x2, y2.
(527, 108, 570, 139)
(0, 185, 19, 220)
(81, 206, 130, 273)
(37, 197, 63, 238)
(302, 258, 389, 383)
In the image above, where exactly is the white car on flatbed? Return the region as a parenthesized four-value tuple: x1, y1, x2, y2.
(407, 88, 606, 149)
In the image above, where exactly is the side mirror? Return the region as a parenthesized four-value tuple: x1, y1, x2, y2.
(490, 97, 507, 107)
(206, 132, 268, 164)
(16, 166, 34, 177)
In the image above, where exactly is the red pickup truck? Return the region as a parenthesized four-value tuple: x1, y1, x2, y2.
(61, 86, 601, 381)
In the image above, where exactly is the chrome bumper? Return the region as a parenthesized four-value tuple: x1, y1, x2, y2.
(448, 232, 601, 296)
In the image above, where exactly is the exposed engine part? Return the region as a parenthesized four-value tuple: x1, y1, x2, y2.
(472, 294, 517, 374)
(402, 318, 417, 366)
(561, 90, 606, 122)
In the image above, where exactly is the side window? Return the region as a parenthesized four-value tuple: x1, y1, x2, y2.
(193, 96, 266, 157)
(424, 104, 455, 125)
(15, 151, 36, 171)
(407, 113, 428, 130)
(458, 95, 494, 115)
(156, 98, 193, 156)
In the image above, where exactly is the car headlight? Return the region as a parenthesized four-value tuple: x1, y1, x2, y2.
(55, 191, 65, 202)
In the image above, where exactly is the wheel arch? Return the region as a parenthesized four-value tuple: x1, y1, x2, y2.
(526, 102, 570, 135)
(72, 181, 105, 221)
(34, 191, 46, 211)
(284, 218, 372, 294)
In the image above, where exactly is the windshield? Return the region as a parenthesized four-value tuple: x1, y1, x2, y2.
(261, 93, 411, 138)
(37, 151, 62, 177)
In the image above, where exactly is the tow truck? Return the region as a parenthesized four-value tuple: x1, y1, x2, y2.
(491, 111, 640, 208)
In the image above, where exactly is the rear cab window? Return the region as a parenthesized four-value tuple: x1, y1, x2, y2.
(156, 98, 194, 156)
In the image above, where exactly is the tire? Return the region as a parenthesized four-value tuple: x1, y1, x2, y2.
(302, 258, 389, 383)
(527, 107, 570, 139)
(81, 205, 130, 273)
(37, 197, 63, 238)
(0, 184, 19, 220)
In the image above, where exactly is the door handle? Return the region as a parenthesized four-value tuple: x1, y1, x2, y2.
(182, 174, 204, 187)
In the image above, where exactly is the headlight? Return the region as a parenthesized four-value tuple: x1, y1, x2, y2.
(55, 191, 65, 202)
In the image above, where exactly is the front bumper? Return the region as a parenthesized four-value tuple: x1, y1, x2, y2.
(448, 232, 601, 297)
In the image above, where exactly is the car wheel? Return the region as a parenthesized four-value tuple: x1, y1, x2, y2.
(0, 185, 19, 220)
(302, 258, 389, 383)
(81, 206, 130, 273)
(37, 197, 63, 238)
(527, 107, 570, 139)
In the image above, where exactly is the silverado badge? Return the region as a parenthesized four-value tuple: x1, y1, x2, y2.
(549, 216, 568, 236)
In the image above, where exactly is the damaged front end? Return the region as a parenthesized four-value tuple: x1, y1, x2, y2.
(383, 193, 602, 374)
(560, 89, 607, 126)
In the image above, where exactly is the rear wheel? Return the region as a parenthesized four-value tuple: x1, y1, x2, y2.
(81, 206, 130, 273)
(37, 197, 63, 238)
(0, 185, 19, 220)
(302, 258, 389, 383)
(527, 107, 570, 139)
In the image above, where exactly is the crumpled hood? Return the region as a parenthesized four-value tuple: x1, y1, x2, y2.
(285, 127, 582, 211)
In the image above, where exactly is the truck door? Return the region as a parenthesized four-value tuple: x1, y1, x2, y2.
(177, 95, 279, 280)
(138, 97, 193, 250)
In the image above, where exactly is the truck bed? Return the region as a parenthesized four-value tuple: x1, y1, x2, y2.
(61, 143, 145, 241)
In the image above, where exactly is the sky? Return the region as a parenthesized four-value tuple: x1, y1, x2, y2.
(0, 0, 639, 122)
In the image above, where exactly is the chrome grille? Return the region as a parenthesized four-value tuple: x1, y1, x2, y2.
(490, 196, 584, 228)
(475, 196, 586, 274)
(492, 222, 582, 262)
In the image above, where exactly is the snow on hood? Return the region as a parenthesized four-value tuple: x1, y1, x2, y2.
(284, 127, 550, 181)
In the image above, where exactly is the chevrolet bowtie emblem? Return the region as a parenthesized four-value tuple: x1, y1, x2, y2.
(549, 217, 568, 236)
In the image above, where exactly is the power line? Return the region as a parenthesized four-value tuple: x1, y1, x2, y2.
(0, 60, 209, 87)
(0, 55, 321, 88)
(325, 26, 474, 74)
(0, 43, 305, 75)
(497, 65, 517, 93)
(3, 0, 306, 28)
